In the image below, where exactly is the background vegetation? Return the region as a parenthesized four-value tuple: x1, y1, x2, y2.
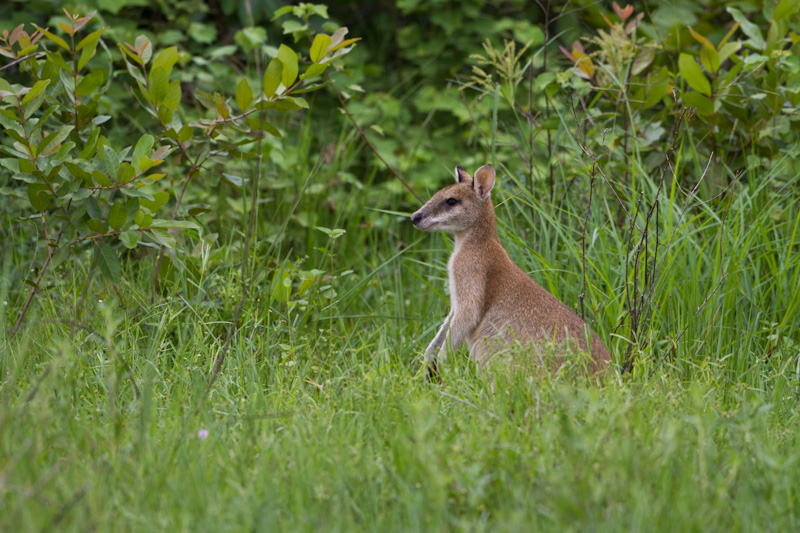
(1, 0, 799, 530)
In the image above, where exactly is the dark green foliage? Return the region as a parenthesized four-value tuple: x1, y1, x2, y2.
(0, 4, 357, 301)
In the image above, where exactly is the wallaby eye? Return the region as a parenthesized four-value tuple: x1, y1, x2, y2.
(445, 198, 458, 206)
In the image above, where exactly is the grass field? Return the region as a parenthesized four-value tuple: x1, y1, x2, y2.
(2, 125, 800, 531)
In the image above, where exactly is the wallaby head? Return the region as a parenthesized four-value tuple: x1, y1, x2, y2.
(410, 164, 496, 233)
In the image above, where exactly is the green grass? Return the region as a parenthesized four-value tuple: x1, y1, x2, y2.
(2, 120, 800, 531)
(2, 318, 800, 531)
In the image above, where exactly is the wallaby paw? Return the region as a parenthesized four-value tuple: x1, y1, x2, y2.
(425, 359, 442, 384)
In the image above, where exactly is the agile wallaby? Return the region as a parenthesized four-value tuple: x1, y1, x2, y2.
(410, 164, 610, 380)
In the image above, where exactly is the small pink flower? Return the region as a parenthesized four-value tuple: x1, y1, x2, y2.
(197, 428, 209, 441)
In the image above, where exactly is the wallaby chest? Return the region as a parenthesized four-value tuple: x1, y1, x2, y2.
(447, 238, 486, 316)
(446, 239, 463, 311)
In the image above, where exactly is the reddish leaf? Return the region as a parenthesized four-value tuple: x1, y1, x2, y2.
(623, 5, 634, 20)
(9, 24, 24, 45)
(559, 45, 575, 62)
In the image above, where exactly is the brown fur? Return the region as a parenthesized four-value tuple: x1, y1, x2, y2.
(411, 164, 611, 377)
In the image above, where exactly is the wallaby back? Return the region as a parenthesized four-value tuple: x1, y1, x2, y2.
(411, 164, 610, 376)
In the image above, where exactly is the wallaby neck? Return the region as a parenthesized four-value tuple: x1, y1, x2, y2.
(454, 197, 498, 247)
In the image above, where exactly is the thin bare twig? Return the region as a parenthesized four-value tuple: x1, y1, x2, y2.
(325, 73, 421, 202)
(0, 52, 46, 72)
(10, 226, 65, 339)
(578, 161, 596, 321)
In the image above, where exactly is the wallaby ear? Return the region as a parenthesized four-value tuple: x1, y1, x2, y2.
(454, 165, 471, 183)
(473, 164, 495, 199)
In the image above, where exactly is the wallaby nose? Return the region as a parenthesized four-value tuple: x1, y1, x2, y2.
(411, 212, 423, 225)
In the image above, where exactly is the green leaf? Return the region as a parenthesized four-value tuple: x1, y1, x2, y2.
(311, 5, 329, 18)
(46, 51, 72, 73)
(76, 70, 105, 97)
(76, 27, 107, 51)
(277, 45, 298, 88)
(177, 125, 192, 144)
(233, 27, 267, 52)
(21, 80, 50, 106)
(152, 47, 179, 76)
(682, 92, 714, 117)
(77, 45, 95, 72)
(49, 245, 70, 270)
(297, 271, 320, 296)
(4, 129, 28, 147)
(247, 118, 281, 137)
(688, 27, 720, 74)
(140, 191, 170, 212)
(699, 44, 720, 74)
(132, 134, 154, 172)
(92, 169, 111, 187)
(65, 162, 93, 184)
(27, 183, 52, 211)
(157, 105, 173, 125)
(96, 242, 121, 283)
(31, 107, 57, 134)
(257, 97, 308, 112)
(165, 80, 181, 112)
(119, 231, 138, 249)
(643, 78, 669, 110)
(281, 20, 308, 36)
(38, 125, 74, 155)
(134, 209, 153, 227)
(32, 25, 69, 50)
(272, 6, 293, 20)
(150, 219, 199, 229)
(125, 198, 140, 217)
(149, 227, 176, 249)
(727, 7, 766, 50)
(271, 270, 291, 304)
(264, 58, 283, 99)
(187, 206, 212, 216)
(188, 22, 217, 44)
(214, 97, 230, 119)
(301, 63, 327, 80)
(118, 43, 143, 66)
(687, 26, 713, 50)
(310, 34, 332, 63)
(22, 90, 47, 121)
(103, 145, 122, 178)
(148, 66, 169, 106)
(87, 218, 106, 234)
(718, 42, 741, 65)
(236, 78, 253, 111)
(0, 108, 22, 131)
(107, 201, 127, 230)
(76, 28, 106, 71)
(118, 162, 135, 184)
(80, 128, 100, 160)
(678, 53, 711, 96)
(774, 0, 800, 20)
(0, 186, 26, 200)
(222, 173, 247, 189)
